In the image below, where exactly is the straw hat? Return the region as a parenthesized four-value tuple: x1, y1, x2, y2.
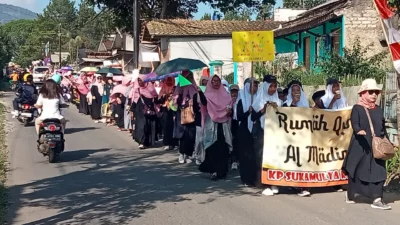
(358, 78, 381, 94)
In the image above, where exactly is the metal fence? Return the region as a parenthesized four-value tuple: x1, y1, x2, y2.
(383, 72, 398, 122)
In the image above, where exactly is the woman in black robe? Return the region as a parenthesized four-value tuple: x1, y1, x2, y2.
(131, 75, 158, 149)
(173, 70, 205, 164)
(236, 78, 260, 186)
(198, 75, 233, 180)
(342, 79, 391, 210)
(90, 75, 103, 121)
(112, 94, 125, 130)
(158, 78, 179, 150)
(251, 75, 282, 191)
(280, 80, 315, 197)
(76, 74, 90, 115)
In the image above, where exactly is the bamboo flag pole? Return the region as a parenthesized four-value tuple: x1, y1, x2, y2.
(372, 0, 394, 63)
(250, 61, 254, 104)
(371, 0, 399, 86)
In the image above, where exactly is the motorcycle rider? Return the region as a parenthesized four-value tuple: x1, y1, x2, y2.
(34, 76, 67, 134)
(11, 75, 38, 118)
(9, 70, 19, 89)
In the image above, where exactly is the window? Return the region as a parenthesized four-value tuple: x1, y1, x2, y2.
(331, 29, 341, 54)
(303, 37, 311, 70)
(315, 37, 321, 62)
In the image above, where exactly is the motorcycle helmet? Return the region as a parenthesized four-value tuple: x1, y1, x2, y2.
(52, 74, 62, 84)
(23, 73, 30, 82)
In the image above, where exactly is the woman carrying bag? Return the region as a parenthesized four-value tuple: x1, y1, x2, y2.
(342, 78, 394, 210)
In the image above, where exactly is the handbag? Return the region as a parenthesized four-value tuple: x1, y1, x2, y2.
(141, 96, 156, 116)
(181, 99, 195, 125)
(363, 107, 395, 160)
(139, 90, 156, 117)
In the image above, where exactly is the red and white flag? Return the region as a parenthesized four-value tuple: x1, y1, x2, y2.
(373, 0, 400, 72)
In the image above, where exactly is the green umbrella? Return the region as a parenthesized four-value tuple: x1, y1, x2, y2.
(97, 67, 123, 75)
(155, 58, 208, 76)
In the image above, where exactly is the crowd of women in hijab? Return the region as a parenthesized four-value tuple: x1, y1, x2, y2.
(58, 69, 392, 210)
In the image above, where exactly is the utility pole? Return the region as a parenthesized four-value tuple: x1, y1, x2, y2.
(133, 0, 140, 69)
(58, 23, 62, 68)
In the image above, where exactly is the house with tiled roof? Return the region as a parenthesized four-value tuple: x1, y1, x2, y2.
(96, 25, 160, 73)
(274, 0, 386, 70)
(145, 19, 281, 84)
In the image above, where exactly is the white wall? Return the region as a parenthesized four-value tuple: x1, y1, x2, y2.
(168, 37, 234, 75)
(163, 36, 253, 87)
(274, 8, 307, 21)
(124, 34, 134, 51)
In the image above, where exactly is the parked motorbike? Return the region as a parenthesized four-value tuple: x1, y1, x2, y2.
(37, 104, 69, 163)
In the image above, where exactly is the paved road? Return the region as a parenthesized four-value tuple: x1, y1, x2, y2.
(2, 94, 400, 225)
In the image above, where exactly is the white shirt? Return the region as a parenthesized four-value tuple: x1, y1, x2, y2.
(36, 94, 65, 120)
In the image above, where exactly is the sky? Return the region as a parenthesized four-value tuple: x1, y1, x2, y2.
(3, 0, 283, 19)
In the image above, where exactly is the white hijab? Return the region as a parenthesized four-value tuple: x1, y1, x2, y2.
(320, 84, 347, 109)
(284, 84, 310, 108)
(236, 82, 260, 132)
(222, 79, 229, 93)
(252, 82, 282, 129)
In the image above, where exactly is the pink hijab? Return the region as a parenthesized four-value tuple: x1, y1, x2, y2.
(61, 77, 72, 88)
(204, 75, 232, 123)
(76, 73, 90, 95)
(173, 70, 198, 105)
(110, 84, 128, 103)
(131, 75, 158, 103)
(358, 91, 376, 109)
(122, 75, 132, 86)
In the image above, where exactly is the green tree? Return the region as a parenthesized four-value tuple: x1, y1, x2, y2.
(283, 0, 327, 8)
(1, 19, 36, 58)
(316, 38, 387, 81)
(200, 13, 212, 20)
(76, 0, 114, 50)
(388, 0, 400, 11)
(256, 3, 274, 20)
(223, 8, 252, 21)
(0, 26, 13, 69)
(89, 0, 276, 32)
(89, 0, 199, 33)
(38, 0, 77, 32)
(204, 0, 276, 14)
(11, 0, 114, 67)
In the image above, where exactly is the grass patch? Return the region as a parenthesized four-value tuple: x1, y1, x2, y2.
(0, 103, 7, 224)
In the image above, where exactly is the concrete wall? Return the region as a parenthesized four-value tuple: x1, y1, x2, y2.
(302, 84, 383, 106)
(339, 0, 386, 56)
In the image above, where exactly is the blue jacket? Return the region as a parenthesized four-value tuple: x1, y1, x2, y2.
(17, 84, 38, 104)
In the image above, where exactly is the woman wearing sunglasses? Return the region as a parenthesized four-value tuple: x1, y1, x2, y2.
(342, 78, 391, 210)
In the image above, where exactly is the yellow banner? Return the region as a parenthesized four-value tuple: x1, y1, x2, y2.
(232, 31, 275, 62)
(262, 106, 352, 187)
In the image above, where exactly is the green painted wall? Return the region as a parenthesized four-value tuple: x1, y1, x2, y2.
(275, 17, 344, 68)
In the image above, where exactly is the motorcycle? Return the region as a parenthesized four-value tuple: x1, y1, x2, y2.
(37, 104, 69, 163)
(16, 103, 37, 126)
